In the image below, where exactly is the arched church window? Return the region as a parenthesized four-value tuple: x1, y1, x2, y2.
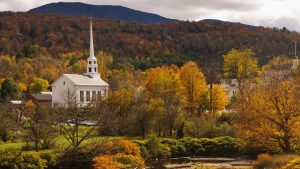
(89, 67, 92, 72)
(94, 68, 96, 72)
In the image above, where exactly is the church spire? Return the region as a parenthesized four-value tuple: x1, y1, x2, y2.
(89, 19, 95, 59)
(86, 18, 100, 79)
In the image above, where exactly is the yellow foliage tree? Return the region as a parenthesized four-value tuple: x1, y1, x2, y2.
(234, 80, 300, 153)
(180, 61, 207, 114)
(210, 84, 229, 112)
(223, 49, 259, 95)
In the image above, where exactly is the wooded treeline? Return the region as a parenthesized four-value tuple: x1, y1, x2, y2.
(0, 12, 299, 70)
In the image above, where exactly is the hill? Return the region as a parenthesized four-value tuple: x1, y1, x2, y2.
(0, 12, 299, 70)
(28, 2, 176, 24)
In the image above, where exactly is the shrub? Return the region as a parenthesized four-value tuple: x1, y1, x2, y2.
(179, 137, 239, 157)
(180, 137, 205, 156)
(255, 154, 299, 169)
(92, 140, 145, 169)
(113, 153, 145, 169)
(40, 152, 57, 169)
(112, 140, 141, 156)
(146, 136, 170, 159)
(0, 152, 48, 169)
(214, 136, 239, 156)
(93, 155, 119, 169)
(161, 138, 186, 157)
(284, 158, 300, 169)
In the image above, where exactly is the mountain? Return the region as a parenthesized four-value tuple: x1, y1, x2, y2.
(28, 2, 176, 24)
(0, 12, 298, 70)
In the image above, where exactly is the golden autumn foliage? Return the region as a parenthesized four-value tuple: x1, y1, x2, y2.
(210, 84, 229, 112)
(234, 79, 300, 153)
(93, 155, 119, 169)
(93, 140, 145, 169)
(223, 48, 259, 82)
(180, 61, 207, 114)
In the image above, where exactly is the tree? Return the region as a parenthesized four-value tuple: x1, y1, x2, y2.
(53, 90, 105, 150)
(0, 102, 18, 142)
(210, 84, 229, 112)
(144, 66, 183, 137)
(29, 77, 49, 93)
(0, 78, 20, 101)
(146, 98, 165, 137)
(203, 61, 222, 112)
(96, 51, 113, 81)
(99, 90, 135, 136)
(223, 48, 259, 93)
(180, 61, 207, 114)
(234, 78, 300, 153)
(21, 100, 58, 151)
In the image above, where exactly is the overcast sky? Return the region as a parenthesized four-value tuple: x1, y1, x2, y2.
(1, 0, 300, 31)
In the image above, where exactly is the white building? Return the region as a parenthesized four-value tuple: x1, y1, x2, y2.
(221, 79, 239, 100)
(51, 20, 109, 105)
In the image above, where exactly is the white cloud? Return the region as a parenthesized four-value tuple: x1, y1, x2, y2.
(0, 0, 300, 31)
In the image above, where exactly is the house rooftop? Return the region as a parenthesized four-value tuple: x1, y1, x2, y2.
(63, 74, 109, 86)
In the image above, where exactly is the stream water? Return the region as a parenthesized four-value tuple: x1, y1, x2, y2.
(147, 157, 255, 169)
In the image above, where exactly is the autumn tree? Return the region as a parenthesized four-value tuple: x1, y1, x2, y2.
(99, 90, 135, 136)
(223, 48, 259, 93)
(96, 51, 113, 81)
(21, 100, 58, 151)
(210, 84, 229, 112)
(234, 79, 300, 153)
(29, 77, 49, 93)
(203, 61, 222, 112)
(180, 61, 207, 114)
(144, 66, 183, 137)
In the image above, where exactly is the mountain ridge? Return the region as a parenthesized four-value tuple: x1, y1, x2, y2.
(28, 2, 177, 24)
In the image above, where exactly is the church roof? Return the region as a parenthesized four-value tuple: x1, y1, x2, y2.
(52, 74, 109, 86)
(65, 74, 109, 86)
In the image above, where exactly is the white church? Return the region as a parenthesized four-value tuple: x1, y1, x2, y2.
(51, 20, 109, 105)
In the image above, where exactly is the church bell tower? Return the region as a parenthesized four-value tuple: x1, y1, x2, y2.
(86, 19, 100, 79)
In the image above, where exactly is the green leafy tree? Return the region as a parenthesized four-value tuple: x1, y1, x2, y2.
(0, 78, 20, 101)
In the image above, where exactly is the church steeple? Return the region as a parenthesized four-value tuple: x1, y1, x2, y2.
(86, 19, 100, 79)
(293, 41, 299, 69)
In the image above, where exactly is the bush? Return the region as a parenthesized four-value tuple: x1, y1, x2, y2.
(161, 138, 186, 157)
(0, 152, 48, 169)
(255, 154, 299, 169)
(145, 136, 171, 159)
(113, 153, 145, 169)
(284, 158, 300, 169)
(180, 137, 205, 156)
(214, 136, 239, 156)
(93, 155, 119, 169)
(179, 136, 239, 157)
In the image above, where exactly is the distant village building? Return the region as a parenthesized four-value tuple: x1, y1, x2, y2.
(221, 79, 239, 100)
(28, 92, 52, 105)
(222, 56, 299, 100)
(51, 20, 109, 105)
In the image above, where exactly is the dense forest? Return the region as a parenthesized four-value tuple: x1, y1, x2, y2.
(0, 12, 299, 70)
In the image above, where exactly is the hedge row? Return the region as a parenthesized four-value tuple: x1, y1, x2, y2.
(135, 136, 240, 159)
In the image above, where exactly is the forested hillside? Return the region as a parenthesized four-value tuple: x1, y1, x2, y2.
(29, 2, 175, 24)
(0, 12, 299, 70)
